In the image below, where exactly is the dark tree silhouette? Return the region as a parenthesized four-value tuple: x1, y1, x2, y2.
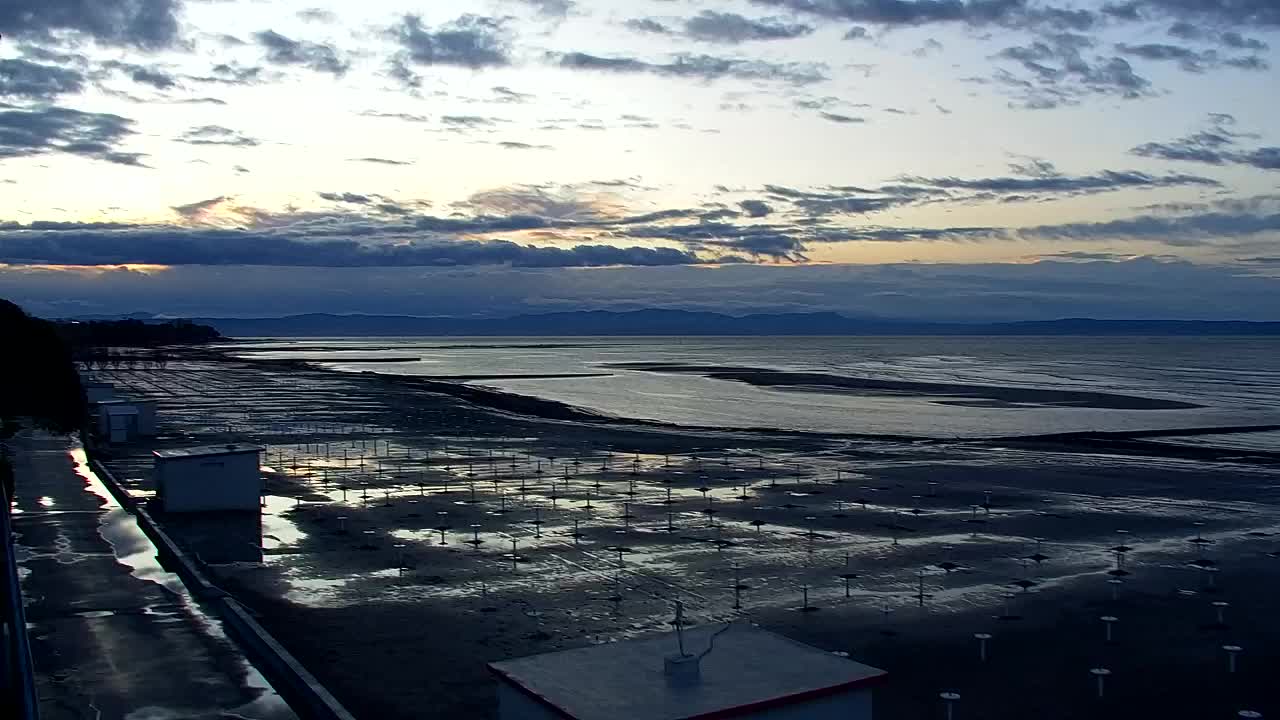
(0, 300, 86, 496)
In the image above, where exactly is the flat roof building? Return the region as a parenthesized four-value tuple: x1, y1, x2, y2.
(153, 444, 264, 513)
(96, 399, 157, 440)
(489, 623, 886, 720)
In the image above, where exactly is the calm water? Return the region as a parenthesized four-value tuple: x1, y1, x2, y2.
(227, 336, 1280, 440)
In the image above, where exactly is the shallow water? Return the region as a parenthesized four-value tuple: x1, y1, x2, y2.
(227, 336, 1280, 441)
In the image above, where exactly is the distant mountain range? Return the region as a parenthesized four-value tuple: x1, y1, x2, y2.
(133, 310, 1280, 337)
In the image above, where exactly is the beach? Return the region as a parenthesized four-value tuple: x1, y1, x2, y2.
(85, 347, 1280, 719)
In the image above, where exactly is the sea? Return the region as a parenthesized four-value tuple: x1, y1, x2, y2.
(225, 336, 1280, 445)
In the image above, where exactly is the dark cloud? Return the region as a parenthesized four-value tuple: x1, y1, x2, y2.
(172, 196, 229, 220)
(1019, 209, 1280, 244)
(442, 115, 508, 129)
(843, 26, 871, 39)
(0, 59, 85, 100)
(1136, 0, 1280, 27)
(819, 112, 866, 123)
(190, 63, 270, 86)
(317, 192, 374, 205)
(253, 30, 349, 76)
(172, 96, 227, 105)
(497, 141, 553, 150)
(624, 18, 671, 34)
(555, 52, 826, 85)
(1131, 115, 1279, 171)
(387, 14, 511, 89)
(900, 169, 1220, 194)
(748, 0, 1095, 31)
(1115, 42, 1268, 72)
(628, 11, 814, 43)
(991, 33, 1153, 108)
(100, 60, 180, 89)
(739, 200, 773, 217)
(349, 157, 413, 166)
(0, 0, 181, 49)
(176, 125, 259, 147)
(491, 86, 535, 103)
(0, 105, 145, 166)
(0, 224, 711, 269)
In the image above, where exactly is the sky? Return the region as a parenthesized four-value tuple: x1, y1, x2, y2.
(0, 0, 1278, 321)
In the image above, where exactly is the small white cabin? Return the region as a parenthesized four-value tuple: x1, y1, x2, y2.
(153, 444, 264, 512)
(97, 400, 157, 440)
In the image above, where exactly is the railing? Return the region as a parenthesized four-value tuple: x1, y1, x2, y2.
(0, 481, 40, 720)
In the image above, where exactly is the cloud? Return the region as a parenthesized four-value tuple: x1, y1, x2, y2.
(0, 0, 181, 49)
(624, 18, 671, 34)
(387, 14, 511, 88)
(297, 8, 336, 23)
(0, 59, 85, 100)
(509, 0, 574, 18)
(1137, 0, 1280, 27)
(253, 30, 349, 76)
(189, 63, 271, 86)
(1114, 42, 1269, 72)
(739, 200, 773, 217)
(990, 33, 1153, 108)
(491, 86, 535, 103)
(172, 196, 230, 221)
(820, 112, 866, 123)
(497, 141, 553, 150)
(100, 60, 180, 90)
(359, 110, 431, 123)
(176, 125, 260, 147)
(900, 169, 1221, 194)
(843, 26, 871, 40)
(627, 11, 814, 43)
(1131, 114, 1280, 170)
(1018, 209, 1280, 244)
(747, 0, 1096, 31)
(8, 259, 1280, 322)
(0, 105, 145, 166)
(555, 51, 826, 85)
(349, 157, 414, 166)
(0, 223, 713, 269)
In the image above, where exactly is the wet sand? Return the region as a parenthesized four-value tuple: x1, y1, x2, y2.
(610, 362, 1202, 410)
(86, 353, 1280, 720)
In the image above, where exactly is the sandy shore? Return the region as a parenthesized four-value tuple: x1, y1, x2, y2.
(610, 362, 1203, 410)
(86, 353, 1280, 720)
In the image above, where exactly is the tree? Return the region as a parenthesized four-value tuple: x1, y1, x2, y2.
(0, 299, 86, 496)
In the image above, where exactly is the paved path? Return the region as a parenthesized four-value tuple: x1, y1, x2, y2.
(9, 432, 297, 720)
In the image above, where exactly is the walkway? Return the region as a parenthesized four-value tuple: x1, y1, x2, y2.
(8, 432, 296, 720)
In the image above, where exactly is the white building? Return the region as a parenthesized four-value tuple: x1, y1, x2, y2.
(153, 444, 264, 512)
(489, 623, 887, 720)
(96, 399, 158, 441)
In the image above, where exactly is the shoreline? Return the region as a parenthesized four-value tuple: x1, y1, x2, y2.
(234, 353, 1280, 457)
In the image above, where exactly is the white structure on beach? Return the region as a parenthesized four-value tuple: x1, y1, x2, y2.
(154, 444, 264, 512)
(96, 399, 157, 441)
(489, 623, 886, 720)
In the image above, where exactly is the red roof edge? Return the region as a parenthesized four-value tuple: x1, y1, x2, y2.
(682, 671, 888, 720)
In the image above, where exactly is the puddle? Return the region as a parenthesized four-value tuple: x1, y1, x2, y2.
(68, 442, 296, 719)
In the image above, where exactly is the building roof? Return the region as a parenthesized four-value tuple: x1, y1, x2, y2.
(97, 399, 157, 407)
(489, 623, 886, 720)
(153, 443, 264, 460)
